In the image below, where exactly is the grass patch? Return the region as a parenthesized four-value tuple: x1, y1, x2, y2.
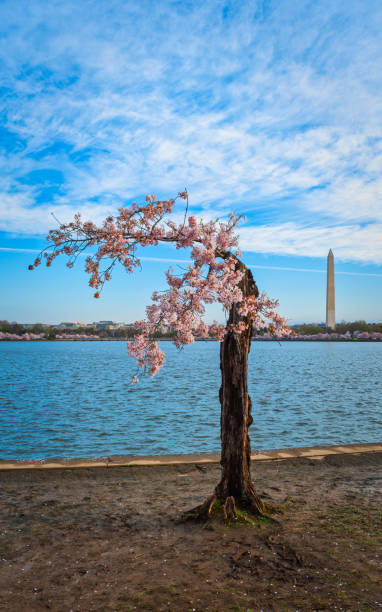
(320, 503, 382, 548)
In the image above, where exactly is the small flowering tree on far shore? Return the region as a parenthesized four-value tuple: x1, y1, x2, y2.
(30, 192, 289, 519)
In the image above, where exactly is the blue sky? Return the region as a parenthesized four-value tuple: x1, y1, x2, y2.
(0, 0, 381, 324)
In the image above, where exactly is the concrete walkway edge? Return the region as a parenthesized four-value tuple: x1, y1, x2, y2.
(1, 442, 381, 470)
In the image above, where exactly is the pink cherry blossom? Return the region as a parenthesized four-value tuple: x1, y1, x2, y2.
(31, 192, 290, 380)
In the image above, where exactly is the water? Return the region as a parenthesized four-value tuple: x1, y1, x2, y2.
(0, 341, 381, 460)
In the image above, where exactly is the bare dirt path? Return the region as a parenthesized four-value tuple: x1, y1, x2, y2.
(0, 451, 381, 611)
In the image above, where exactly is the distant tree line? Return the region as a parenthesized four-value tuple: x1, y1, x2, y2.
(291, 321, 382, 335)
(1, 320, 381, 339)
(59, 325, 176, 339)
(0, 321, 175, 339)
(0, 321, 46, 335)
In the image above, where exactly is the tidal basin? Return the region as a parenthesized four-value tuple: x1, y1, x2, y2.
(0, 340, 381, 460)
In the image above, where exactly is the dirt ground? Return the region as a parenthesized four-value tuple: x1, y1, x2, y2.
(0, 451, 381, 612)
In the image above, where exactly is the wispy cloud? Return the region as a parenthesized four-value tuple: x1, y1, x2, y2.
(0, 247, 40, 253)
(2, 247, 381, 278)
(240, 222, 382, 264)
(249, 264, 382, 277)
(0, 0, 382, 264)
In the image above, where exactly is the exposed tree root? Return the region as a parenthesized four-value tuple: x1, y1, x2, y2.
(223, 496, 237, 521)
(181, 493, 278, 525)
(181, 495, 217, 522)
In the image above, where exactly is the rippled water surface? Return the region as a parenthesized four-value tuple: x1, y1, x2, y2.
(0, 340, 381, 459)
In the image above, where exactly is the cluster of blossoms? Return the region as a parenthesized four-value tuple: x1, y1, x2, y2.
(30, 192, 289, 381)
(0, 332, 45, 341)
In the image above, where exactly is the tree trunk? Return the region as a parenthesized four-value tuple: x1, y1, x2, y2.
(214, 262, 264, 514)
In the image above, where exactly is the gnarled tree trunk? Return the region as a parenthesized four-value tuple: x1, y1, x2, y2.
(184, 260, 266, 521)
(214, 262, 264, 514)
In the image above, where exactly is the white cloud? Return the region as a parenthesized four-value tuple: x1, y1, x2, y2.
(0, 192, 117, 233)
(240, 222, 382, 264)
(0, 0, 382, 264)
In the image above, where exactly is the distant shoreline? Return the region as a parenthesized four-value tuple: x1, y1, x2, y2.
(1, 337, 381, 342)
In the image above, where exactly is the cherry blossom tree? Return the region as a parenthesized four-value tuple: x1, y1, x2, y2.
(30, 192, 289, 519)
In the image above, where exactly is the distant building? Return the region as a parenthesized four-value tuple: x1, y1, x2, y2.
(93, 320, 117, 330)
(56, 322, 84, 329)
(23, 323, 48, 329)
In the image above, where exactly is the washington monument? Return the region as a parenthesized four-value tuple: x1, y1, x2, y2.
(326, 249, 335, 329)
